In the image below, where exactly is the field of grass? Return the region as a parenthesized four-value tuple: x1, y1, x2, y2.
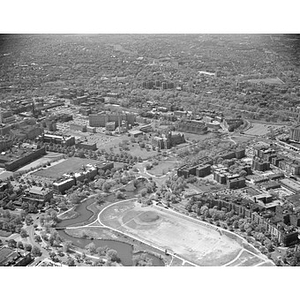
(183, 132, 214, 142)
(226, 250, 264, 266)
(100, 201, 248, 266)
(66, 227, 120, 240)
(148, 160, 178, 176)
(170, 257, 184, 266)
(244, 122, 285, 136)
(231, 134, 254, 143)
(33, 157, 99, 179)
(0, 170, 13, 181)
(0, 229, 12, 237)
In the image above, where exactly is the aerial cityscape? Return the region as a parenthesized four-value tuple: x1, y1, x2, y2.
(1, 34, 300, 267)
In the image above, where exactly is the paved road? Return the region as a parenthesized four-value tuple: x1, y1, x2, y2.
(27, 225, 49, 265)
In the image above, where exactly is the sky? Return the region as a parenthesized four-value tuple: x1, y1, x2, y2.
(1, 0, 300, 33)
(1, 1, 300, 299)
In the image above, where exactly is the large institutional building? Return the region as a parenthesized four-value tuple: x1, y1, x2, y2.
(89, 113, 136, 128)
(290, 125, 300, 142)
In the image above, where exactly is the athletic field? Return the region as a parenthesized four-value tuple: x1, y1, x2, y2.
(99, 201, 273, 266)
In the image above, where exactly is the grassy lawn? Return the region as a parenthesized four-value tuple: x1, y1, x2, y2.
(231, 134, 254, 143)
(183, 132, 214, 142)
(33, 157, 99, 179)
(170, 257, 184, 266)
(66, 227, 120, 240)
(244, 122, 285, 136)
(0, 230, 12, 237)
(0, 170, 14, 181)
(59, 208, 79, 221)
(100, 201, 245, 266)
(148, 160, 178, 176)
(227, 250, 264, 266)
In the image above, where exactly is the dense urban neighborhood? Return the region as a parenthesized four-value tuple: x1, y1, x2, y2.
(1, 34, 300, 266)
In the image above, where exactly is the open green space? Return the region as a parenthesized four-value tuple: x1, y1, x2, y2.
(227, 250, 264, 266)
(0, 229, 12, 237)
(33, 157, 99, 179)
(148, 160, 178, 176)
(100, 201, 266, 266)
(182, 132, 214, 142)
(244, 122, 285, 136)
(138, 211, 160, 223)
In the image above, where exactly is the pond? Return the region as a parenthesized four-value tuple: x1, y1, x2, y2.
(58, 230, 164, 266)
(58, 179, 147, 228)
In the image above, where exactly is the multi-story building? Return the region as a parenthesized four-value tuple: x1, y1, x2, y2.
(176, 120, 207, 134)
(252, 157, 270, 172)
(53, 177, 76, 193)
(0, 110, 15, 124)
(0, 147, 46, 171)
(0, 139, 13, 152)
(89, 113, 136, 128)
(290, 125, 300, 142)
(0, 247, 33, 266)
(22, 186, 53, 202)
(280, 178, 300, 193)
(105, 122, 116, 131)
(152, 132, 185, 150)
(10, 125, 44, 140)
(76, 142, 97, 151)
(177, 158, 214, 178)
(192, 195, 299, 247)
(227, 177, 246, 189)
(39, 134, 75, 147)
(196, 164, 211, 177)
(69, 123, 87, 132)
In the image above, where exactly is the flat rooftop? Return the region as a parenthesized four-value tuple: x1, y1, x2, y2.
(33, 157, 100, 179)
(280, 178, 300, 192)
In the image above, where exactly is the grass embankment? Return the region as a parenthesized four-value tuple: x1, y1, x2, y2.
(65, 226, 171, 265)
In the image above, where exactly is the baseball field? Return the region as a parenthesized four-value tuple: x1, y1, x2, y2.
(99, 201, 272, 266)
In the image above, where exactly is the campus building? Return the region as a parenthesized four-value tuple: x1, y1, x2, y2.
(22, 186, 53, 202)
(69, 123, 87, 132)
(152, 132, 185, 150)
(0, 247, 33, 266)
(290, 126, 300, 142)
(0, 147, 46, 171)
(76, 141, 97, 151)
(89, 112, 136, 128)
(0, 139, 13, 152)
(192, 195, 299, 247)
(176, 119, 207, 134)
(177, 157, 214, 178)
(38, 134, 75, 147)
(252, 157, 270, 172)
(53, 177, 76, 193)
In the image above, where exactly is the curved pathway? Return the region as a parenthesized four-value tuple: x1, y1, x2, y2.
(95, 199, 274, 266)
(69, 198, 197, 266)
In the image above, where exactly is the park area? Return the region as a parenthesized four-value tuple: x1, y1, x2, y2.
(147, 159, 179, 176)
(99, 201, 271, 266)
(244, 122, 285, 136)
(33, 157, 99, 179)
